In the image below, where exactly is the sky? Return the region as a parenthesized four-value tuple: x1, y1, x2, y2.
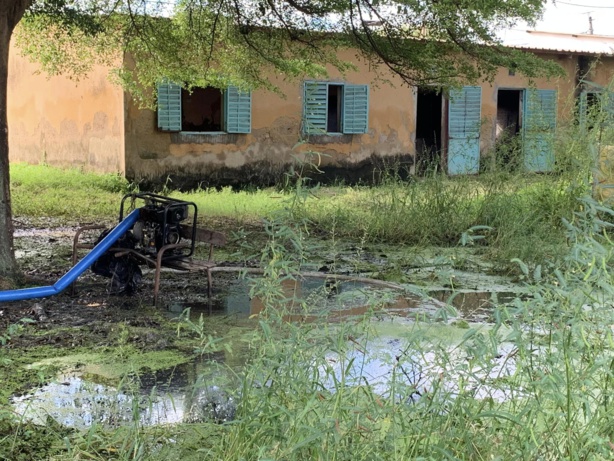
(528, 0, 614, 35)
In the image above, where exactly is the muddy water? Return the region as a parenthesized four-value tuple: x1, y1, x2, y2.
(170, 278, 464, 318)
(12, 354, 237, 429)
(167, 277, 517, 323)
(12, 278, 524, 428)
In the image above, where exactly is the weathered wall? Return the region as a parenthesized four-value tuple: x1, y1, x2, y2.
(9, 37, 614, 185)
(124, 49, 414, 187)
(480, 52, 575, 153)
(7, 40, 125, 173)
(127, 48, 613, 187)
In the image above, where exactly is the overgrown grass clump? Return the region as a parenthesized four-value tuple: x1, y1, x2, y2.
(300, 174, 580, 266)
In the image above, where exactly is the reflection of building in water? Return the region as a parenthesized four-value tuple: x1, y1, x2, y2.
(246, 278, 419, 321)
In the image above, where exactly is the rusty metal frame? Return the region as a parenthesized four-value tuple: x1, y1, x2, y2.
(71, 226, 219, 306)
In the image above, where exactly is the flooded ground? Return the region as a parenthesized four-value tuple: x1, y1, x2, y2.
(12, 357, 237, 429)
(10, 275, 525, 428)
(5, 217, 528, 429)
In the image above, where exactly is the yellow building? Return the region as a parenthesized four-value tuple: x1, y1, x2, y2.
(8, 30, 614, 187)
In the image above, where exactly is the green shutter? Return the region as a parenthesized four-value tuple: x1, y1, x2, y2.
(157, 82, 182, 132)
(523, 89, 557, 172)
(225, 86, 252, 133)
(303, 81, 328, 135)
(448, 86, 482, 175)
(342, 84, 369, 134)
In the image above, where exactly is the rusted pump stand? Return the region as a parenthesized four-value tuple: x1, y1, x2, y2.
(71, 193, 226, 305)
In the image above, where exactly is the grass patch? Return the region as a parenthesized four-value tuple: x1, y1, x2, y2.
(9, 161, 589, 271)
(11, 163, 286, 225)
(11, 163, 131, 220)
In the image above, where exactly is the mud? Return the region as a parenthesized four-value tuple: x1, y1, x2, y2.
(3, 216, 528, 431)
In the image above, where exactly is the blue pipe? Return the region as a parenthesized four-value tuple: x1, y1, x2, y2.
(0, 208, 141, 303)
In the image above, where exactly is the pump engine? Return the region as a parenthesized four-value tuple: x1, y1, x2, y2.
(91, 193, 198, 293)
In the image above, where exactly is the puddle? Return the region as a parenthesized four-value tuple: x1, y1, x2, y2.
(12, 324, 522, 429)
(323, 333, 523, 403)
(167, 278, 523, 324)
(13, 278, 527, 428)
(428, 290, 519, 320)
(12, 357, 237, 429)
(167, 278, 447, 321)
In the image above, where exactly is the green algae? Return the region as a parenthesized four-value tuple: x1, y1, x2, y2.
(26, 349, 193, 381)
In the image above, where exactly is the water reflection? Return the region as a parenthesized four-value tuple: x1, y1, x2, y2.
(12, 357, 237, 429)
(170, 278, 520, 323)
(13, 280, 526, 429)
(171, 278, 442, 321)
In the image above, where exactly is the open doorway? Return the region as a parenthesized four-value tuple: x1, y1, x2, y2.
(577, 91, 600, 130)
(415, 88, 443, 172)
(495, 89, 523, 167)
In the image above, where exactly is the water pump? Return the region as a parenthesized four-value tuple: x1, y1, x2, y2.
(91, 193, 198, 293)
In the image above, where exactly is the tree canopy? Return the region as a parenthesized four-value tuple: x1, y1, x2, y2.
(16, 0, 560, 104)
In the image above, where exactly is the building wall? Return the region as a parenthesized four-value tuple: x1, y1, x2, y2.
(7, 40, 125, 173)
(124, 49, 414, 186)
(9, 38, 614, 184)
(127, 48, 610, 185)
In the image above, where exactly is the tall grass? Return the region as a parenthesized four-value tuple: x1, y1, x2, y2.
(7, 105, 614, 460)
(199, 184, 614, 460)
(294, 114, 610, 269)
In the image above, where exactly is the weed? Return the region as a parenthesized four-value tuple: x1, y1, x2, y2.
(0, 318, 34, 347)
(8, 86, 614, 460)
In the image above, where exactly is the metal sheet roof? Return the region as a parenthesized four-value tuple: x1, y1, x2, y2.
(499, 29, 614, 56)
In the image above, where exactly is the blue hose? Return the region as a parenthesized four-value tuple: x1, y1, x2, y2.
(0, 208, 141, 303)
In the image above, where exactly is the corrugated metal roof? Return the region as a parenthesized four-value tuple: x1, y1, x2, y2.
(499, 29, 614, 56)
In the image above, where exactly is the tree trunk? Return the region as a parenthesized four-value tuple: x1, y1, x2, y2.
(0, 0, 31, 281)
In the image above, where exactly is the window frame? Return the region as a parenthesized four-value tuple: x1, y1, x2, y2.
(302, 81, 369, 136)
(157, 83, 252, 134)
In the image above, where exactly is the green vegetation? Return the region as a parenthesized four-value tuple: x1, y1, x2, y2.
(11, 163, 131, 219)
(5, 107, 614, 460)
(10, 113, 602, 272)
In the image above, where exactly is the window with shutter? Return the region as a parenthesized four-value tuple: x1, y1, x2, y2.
(343, 84, 369, 134)
(303, 81, 369, 136)
(225, 87, 252, 134)
(157, 82, 182, 132)
(157, 83, 251, 134)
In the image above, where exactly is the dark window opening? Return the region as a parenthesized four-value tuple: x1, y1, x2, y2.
(182, 87, 223, 132)
(415, 88, 442, 171)
(327, 84, 343, 133)
(579, 91, 599, 129)
(578, 55, 592, 84)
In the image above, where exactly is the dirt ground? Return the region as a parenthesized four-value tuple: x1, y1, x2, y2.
(2, 217, 244, 350)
